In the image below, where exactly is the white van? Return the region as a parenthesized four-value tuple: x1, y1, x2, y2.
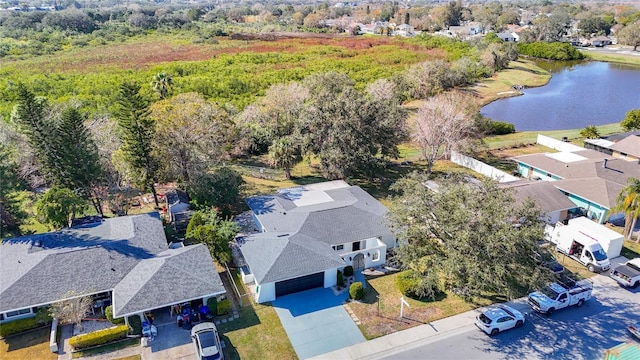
(554, 229, 610, 272)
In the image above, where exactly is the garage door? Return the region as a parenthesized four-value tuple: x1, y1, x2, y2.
(276, 272, 324, 297)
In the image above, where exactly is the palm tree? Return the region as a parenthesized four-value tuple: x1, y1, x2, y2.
(268, 137, 302, 180)
(579, 125, 600, 139)
(151, 72, 173, 100)
(608, 177, 640, 242)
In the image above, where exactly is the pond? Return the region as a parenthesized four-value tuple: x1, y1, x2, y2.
(480, 61, 640, 131)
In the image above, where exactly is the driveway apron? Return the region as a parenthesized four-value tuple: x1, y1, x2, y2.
(272, 287, 366, 359)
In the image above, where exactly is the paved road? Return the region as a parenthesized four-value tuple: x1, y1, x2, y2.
(376, 275, 640, 360)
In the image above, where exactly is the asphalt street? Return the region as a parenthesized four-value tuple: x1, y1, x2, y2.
(377, 275, 640, 360)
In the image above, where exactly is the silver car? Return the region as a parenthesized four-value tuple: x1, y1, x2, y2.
(191, 322, 223, 360)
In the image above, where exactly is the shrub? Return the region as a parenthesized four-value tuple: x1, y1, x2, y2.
(35, 306, 52, 325)
(490, 121, 516, 135)
(344, 265, 354, 277)
(517, 41, 584, 60)
(337, 270, 344, 287)
(207, 297, 218, 313)
(396, 270, 442, 301)
(68, 325, 129, 350)
(0, 317, 39, 337)
(105, 305, 124, 325)
(127, 315, 141, 335)
(217, 299, 231, 315)
(349, 282, 364, 300)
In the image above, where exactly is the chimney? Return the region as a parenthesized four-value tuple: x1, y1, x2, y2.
(602, 159, 608, 168)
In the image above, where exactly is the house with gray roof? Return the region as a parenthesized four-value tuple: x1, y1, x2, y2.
(512, 148, 640, 224)
(584, 132, 640, 162)
(235, 180, 395, 303)
(0, 212, 225, 324)
(501, 180, 577, 225)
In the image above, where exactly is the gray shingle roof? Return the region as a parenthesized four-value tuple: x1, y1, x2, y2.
(609, 135, 640, 158)
(512, 149, 608, 180)
(502, 181, 576, 212)
(240, 181, 393, 284)
(112, 244, 225, 317)
(1, 213, 222, 316)
(239, 233, 345, 284)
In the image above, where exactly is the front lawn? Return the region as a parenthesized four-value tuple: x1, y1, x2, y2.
(347, 272, 495, 340)
(0, 327, 57, 360)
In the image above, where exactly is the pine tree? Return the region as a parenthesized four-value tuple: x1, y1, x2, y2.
(113, 82, 159, 207)
(56, 107, 104, 215)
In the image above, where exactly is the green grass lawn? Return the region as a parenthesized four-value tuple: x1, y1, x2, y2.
(621, 239, 640, 260)
(348, 272, 496, 340)
(582, 51, 640, 67)
(217, 303, 296, 360)
(0, 327, 57, 360)
(71, 338, 140, 359)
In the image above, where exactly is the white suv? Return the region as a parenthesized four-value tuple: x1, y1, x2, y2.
(191, 322, 223, 360)
(475, 305, 525, 336)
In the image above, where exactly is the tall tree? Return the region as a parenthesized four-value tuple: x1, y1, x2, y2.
(609, 177, 640, 242)
(411, 91, 478, 176)
(579, 125, 601, 139)
(621, 108, 640, 131)
(268, 136, 302, 180)
(185, 166, 244, 216)
(297, 72, 406, 179)
(388, 173, 551, 300)
(186, 209, 240, 265)
(10, 84, 64, 185)
(0, 143, 24, 238)
(150, 93, 234, 183)
(617, 20, 640, 51)
(151, 72, 173, 100)
(36, 187, 86, 230)
(55, 107, 104, 215)
(113, 82, 159, 207)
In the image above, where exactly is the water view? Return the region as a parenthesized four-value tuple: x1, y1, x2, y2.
(480, 61, 640, 131)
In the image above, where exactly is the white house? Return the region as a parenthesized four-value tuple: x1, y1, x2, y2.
(235, 181, 395, 303)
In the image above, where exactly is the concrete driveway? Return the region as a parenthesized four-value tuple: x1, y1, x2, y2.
(272, 287, 366, 359)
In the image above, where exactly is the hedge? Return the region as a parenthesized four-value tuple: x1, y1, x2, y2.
(349, 282, 364, 300)
(397, 270, 421, 298)
(217, 299, 231, 315)
(105, 305, 124, 325)
(127, 315, 141, 335)
(68, 325, 129, 350)
(207, 297, 218, 313)
(0, 317, 39, 337)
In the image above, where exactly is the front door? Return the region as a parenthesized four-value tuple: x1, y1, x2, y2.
(353, 253, 365, 270)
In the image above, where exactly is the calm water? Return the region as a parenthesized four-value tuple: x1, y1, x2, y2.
(480, 61, 640, 131)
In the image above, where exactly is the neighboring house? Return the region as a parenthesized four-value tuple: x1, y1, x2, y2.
(584, 133, 640, 162)
(501, 180, 578, 225)
(393, 24, 415, 37)
(590, 36, 612, 47)
(235, 180, 395, 303)
(0, 213, 225, 324)
(165, 189, 190, 223)
(512, 149, 640, 223)
(496, 31, 519, 42)
(358, 21, 390, 35)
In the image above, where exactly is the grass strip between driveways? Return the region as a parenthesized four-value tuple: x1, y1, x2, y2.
(71, 337, 140, 358)
(217, 300, 297, 360)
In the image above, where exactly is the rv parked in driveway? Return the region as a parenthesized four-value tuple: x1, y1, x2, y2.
(550, 217, 617, 272)
(610, 258, 640, 289)
(528, 279, 593, 315)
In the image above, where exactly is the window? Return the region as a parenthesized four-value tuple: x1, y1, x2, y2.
(372, 250, 380, 261)
(336, 244, 344, 251)
(352, 241, 361, 252)
(5, 308, 32, 318)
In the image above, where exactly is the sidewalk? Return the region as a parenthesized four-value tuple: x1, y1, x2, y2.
(310, 297, 533, 360)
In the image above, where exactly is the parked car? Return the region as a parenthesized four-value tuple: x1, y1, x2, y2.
(191, 322, 223, 360)
(630, 323, 640, 341)
(475, 305, 525, 336)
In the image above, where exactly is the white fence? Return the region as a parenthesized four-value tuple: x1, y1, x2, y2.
(536, 134, 583, 152)
(450, 151, 518, 183)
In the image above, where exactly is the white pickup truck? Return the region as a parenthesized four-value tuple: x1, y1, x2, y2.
(610, 258, 640, 289)
(528, 279, 593, 315)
